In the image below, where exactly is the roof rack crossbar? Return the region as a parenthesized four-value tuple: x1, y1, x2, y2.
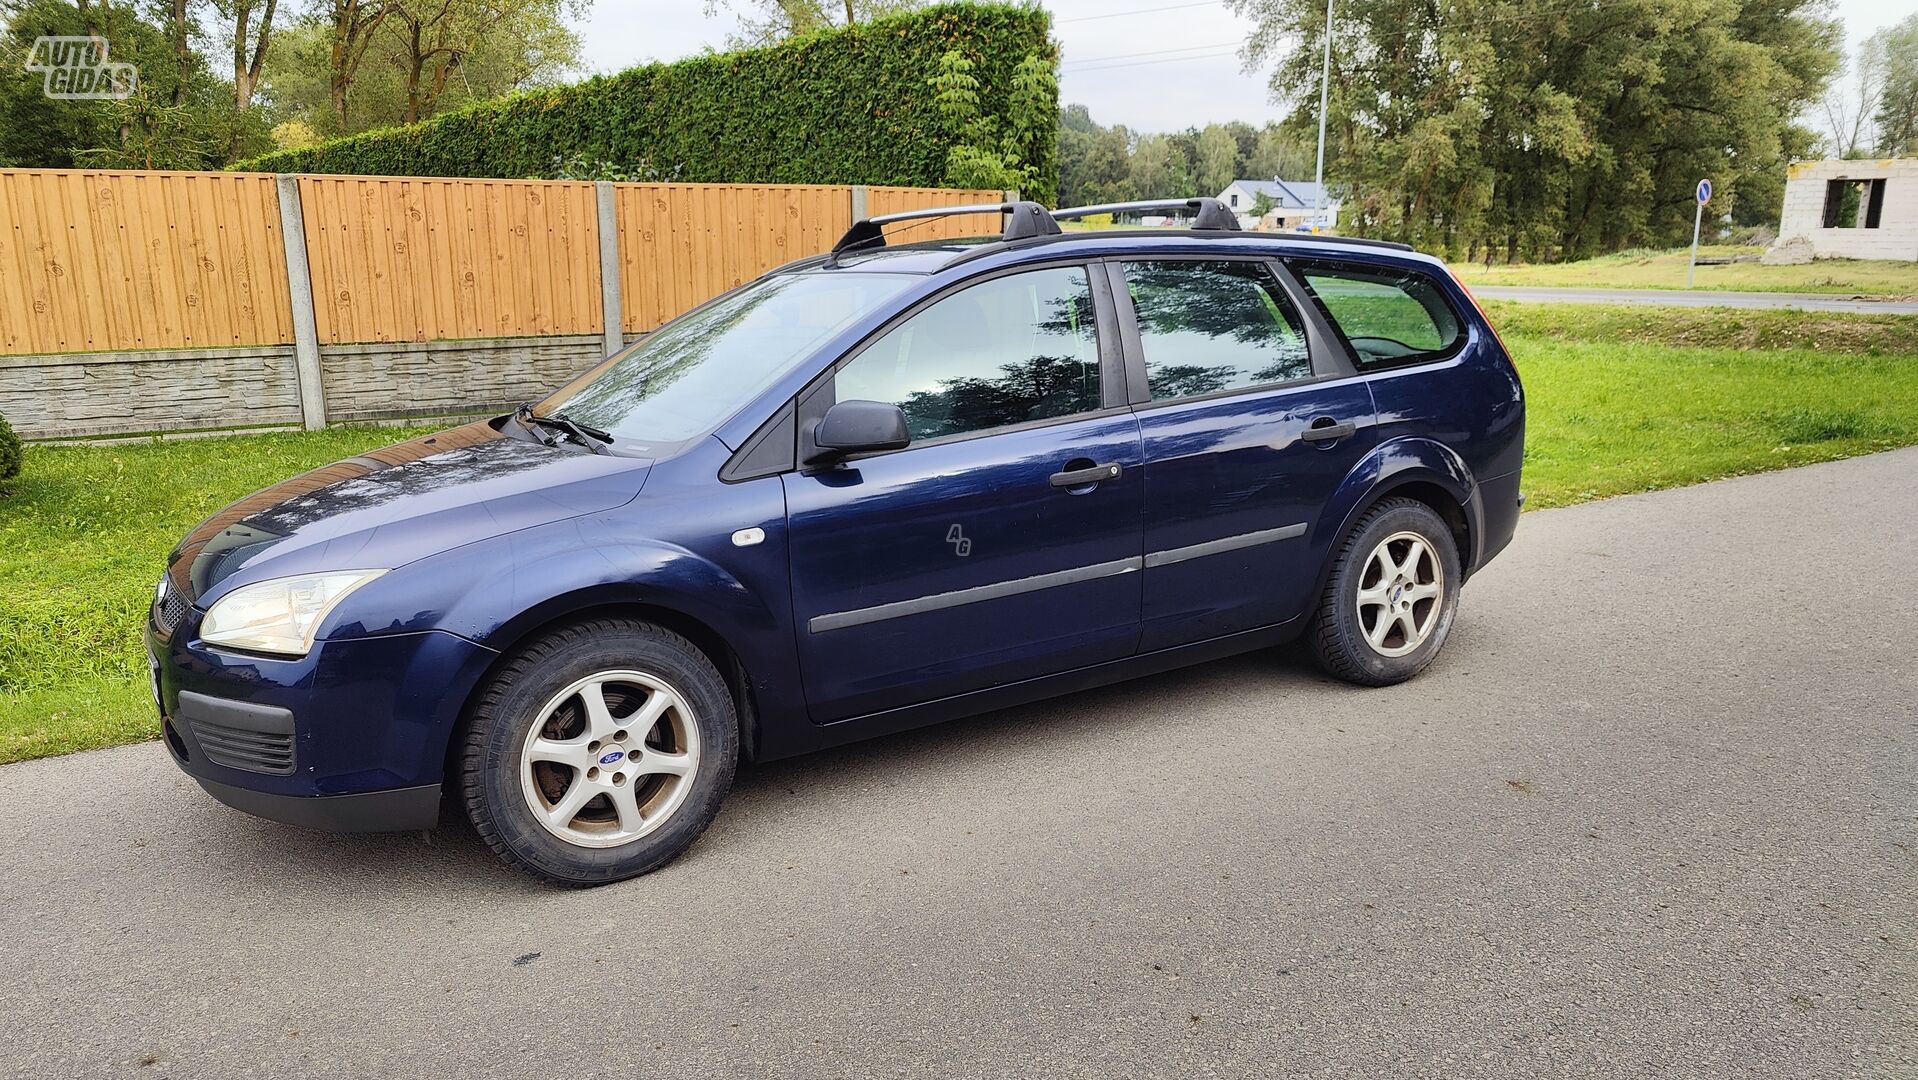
(830, 200, 1060, 256)
(1052, 197, 1242, 232)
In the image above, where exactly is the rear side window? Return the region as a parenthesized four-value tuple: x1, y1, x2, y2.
(1297, 264, 1463, 368)
(1120, 260, 1312, 401)
(833, 265, 1102, 442)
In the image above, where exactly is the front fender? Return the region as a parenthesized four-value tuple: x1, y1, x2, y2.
(1314, 435, 1482, 573)
(325, 512, 801, 729)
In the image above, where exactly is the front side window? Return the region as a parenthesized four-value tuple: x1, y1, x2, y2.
(543, 271, 912, 451)
(833, 266, 1103, 442)
(1121, 260, 1312, 401)
(1297, 263, 1463, 368)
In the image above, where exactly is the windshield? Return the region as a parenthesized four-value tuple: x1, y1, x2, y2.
(540, 271, 912, 452)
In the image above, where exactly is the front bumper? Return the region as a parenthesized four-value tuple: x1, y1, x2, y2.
(150, 616, 498, 833)
(192, 771, 443, 832)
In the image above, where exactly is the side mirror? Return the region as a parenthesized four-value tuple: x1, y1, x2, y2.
(806, 399, 910, 464)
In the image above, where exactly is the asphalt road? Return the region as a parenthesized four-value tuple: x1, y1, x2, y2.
(1473, 285, 1918, 314)
(2, 450, 1914, 1079)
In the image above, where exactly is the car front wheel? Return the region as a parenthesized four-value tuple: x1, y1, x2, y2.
(458, 618, 738, 886)
(1307, 497, 1462, 687)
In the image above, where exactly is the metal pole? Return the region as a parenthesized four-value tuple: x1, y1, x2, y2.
(1687, 198, 1703, 289)
(1312, 0, 1332, 232)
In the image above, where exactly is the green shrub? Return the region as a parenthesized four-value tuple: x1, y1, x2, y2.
(234, 3, 1059, 204)
(0, 411, 20, 484)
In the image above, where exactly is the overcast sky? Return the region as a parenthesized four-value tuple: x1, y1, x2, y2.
(571, 0, 1918, 134)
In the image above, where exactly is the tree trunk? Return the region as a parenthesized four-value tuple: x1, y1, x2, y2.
(170, 0, 191, 107)
(234, 0, 278, 112)
(403, 23, 426, 124)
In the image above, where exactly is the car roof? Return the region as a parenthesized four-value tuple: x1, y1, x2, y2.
(790, 229, 1446, 279)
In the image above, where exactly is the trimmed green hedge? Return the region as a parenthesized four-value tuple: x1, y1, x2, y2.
(237, 3, 1057, 202)
(0, 412, 20, 483)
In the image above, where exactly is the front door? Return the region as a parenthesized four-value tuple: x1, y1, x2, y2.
(784, 264, 1144, 723)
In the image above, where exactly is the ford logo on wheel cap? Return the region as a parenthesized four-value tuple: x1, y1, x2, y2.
(598, 749, 625, 765)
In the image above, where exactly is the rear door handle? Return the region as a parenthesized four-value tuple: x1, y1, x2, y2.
(1301, 418, 1357, 444)
(1050, 462, 1123, 488)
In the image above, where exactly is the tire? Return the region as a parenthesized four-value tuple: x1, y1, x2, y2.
(1307, 497, 1462, 687)
(458, 618, 738, 886)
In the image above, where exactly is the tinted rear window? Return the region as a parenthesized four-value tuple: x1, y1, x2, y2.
(1297, 263, 1463, 368)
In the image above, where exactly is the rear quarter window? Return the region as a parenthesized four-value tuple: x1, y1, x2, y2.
(1295, 262, 1464, 369)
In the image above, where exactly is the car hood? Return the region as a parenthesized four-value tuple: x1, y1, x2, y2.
(167, 420, 652, 605)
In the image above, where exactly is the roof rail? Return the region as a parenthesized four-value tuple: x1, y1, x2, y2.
(830, 200, 1060, 256)
(1052, 197, 1242, 232)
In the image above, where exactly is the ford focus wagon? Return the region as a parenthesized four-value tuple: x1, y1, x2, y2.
(148, 199, 1524, 885)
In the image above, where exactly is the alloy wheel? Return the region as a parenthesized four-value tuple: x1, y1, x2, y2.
(518, 670, 701, 849)
(1354, 530, 1445, 658)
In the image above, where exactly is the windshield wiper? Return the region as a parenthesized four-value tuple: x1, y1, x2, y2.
(515, 403, 614, 454)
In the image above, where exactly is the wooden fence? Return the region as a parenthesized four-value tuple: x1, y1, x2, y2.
(0, 170, 296, 354)
(0, 169, 1009, 357)
(298, 176, 605, 345)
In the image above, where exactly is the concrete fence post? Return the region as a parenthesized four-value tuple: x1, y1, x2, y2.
(1004, 189, 1019, 204)
(850, 185, 869, 223)
(594, 181, 624, 357)
(274, 174, 326, 431)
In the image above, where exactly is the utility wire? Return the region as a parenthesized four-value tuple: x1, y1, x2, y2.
(1061, 40, 1242, 66)
(1058, 1, 1224, 23)
(1067, 49, 1244, 74)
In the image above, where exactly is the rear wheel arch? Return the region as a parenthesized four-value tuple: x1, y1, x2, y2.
(1308, 464, 1477, 619)
(1378, 479, 1472, 574)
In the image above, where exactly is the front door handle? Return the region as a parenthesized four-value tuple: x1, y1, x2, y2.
(1301, 417, 1357, 445)
(1050, 461, 1123, 488)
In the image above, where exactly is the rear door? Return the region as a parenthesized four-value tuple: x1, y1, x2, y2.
(783, 263, 1145, 723)
(1110, 257, 1379, 651)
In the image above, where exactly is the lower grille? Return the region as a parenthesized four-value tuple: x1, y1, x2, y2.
(186, 718, 296, 775)
(153, 576, 191, 637)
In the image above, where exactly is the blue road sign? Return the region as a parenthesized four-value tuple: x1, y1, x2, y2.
(1696, 179, 1712, 206)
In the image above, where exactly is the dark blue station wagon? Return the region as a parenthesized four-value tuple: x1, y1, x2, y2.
(149, 199, 1524, 885)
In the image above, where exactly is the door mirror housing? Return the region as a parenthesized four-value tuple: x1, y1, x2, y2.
(806, 399, 911, 464)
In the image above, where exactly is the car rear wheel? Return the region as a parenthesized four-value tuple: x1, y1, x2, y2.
(1307, 497, 1462, 687)
(458, 618, 737, 886)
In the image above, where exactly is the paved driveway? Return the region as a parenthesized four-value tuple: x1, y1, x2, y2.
(1474, 285, 1918, 314)
(2, 450, 1913, 1079)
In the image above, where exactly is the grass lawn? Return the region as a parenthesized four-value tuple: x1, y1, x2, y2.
(1456, 245, 1918, 297)
(4, 303, 1918, 764)
(0, 427, 435, 765)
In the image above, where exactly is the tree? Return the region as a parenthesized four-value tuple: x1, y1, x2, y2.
(1870, 14, 1918, 155)
(1230, 0, 1840, 260)
(705, 0, 924, 47)
(1245, 122, 1307, 180)
(931, 48, 1059, 202)
(322, 0, 389, 131)
(259, 0, 583, 136)
(1128, 132, 1190, 200)
(220, 0, 279, 112)
(1056, 104, 1138, 206)
(1195, 123, 1237, 195)
(164, 0, 195, 106)
(0, 0, 267, 168)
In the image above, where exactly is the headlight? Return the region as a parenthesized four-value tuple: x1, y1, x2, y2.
(199, 570, 387, 657)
